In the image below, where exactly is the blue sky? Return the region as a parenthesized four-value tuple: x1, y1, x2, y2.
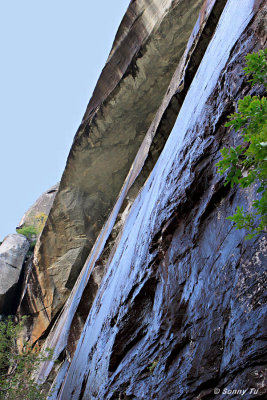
(0, 0, 129, 240)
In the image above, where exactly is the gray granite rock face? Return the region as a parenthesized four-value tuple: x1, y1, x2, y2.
(0, 234, 29, 314)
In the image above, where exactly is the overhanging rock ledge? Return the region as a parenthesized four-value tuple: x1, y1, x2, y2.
(15, 0, 267, 399)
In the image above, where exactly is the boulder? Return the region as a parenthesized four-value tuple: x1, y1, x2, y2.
(17, 183, 59, 230)
(0, 234, 29, 314)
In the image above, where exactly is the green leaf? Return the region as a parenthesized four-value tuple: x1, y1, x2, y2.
(217, 49, 267, 239)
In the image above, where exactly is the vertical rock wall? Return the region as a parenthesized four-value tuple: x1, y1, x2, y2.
(35, 0, 266, 399)
(35, 0, 230, 387)
(20, 0, 205, 344)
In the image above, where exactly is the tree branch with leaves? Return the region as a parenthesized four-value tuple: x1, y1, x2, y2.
(216, 49, 267, 239)
(0, 316, 52, 400)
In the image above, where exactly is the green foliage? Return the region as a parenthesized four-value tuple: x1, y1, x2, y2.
(29, 240, 37, 252)
(16, 213, 48, 248)
(216, 49, 267, 239)
(16, 226, 38, 241)
(148, 359, 159, 373)
(0, 316, 52, 400)
(244, 48, 267, 87)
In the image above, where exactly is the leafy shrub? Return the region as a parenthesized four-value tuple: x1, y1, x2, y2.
(0, 316, 52, 400)
(16, 213, 48, 247)
(216, 49, 267, 239)
(16, 225, 38, 241)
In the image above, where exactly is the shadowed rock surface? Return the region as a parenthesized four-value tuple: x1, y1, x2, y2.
(30, 0, 266, 399)
(0, 234, 29, 314)
(35, 0, 231, 386)
(19, 0, 206, 343)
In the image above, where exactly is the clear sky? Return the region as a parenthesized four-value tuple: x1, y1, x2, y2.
(0, 0, 129, 241)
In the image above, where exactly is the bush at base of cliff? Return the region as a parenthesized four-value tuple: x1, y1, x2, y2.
(216, 49, 267, 239)
(0, 316, 52, 400)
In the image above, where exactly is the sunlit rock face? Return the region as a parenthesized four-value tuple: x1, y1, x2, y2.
(35, 0, 266, 398)
(17, 184, 58, 230)
(20, 0, 205, 343)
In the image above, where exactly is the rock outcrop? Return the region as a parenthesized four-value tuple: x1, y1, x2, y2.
(26, 0, 266, 399)
(6, 0, 265, 398)
(20, 0, 207, 343)
(0, 234, 29, 314)
(17, 184, 58, 230)
(0, 184, 57, 317)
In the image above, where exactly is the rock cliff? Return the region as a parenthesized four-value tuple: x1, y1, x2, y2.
(14, 0, 267, 399)
(20, 0, 206, 344)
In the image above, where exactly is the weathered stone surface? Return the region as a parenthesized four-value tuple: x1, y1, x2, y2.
(37, 0, 266, 398)
(20, 0, 205, 343)
(0, 234, 29, 314)
(17, 184, 58, 230)
(35, 0, 230, 384)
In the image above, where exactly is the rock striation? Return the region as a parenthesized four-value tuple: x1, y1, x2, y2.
(20, 0, 206, 343)
(17, 184, 58, 230)
(27, 0, 267, 399)
(12, 0, 266, 398)
(0, 234, 29, 314)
